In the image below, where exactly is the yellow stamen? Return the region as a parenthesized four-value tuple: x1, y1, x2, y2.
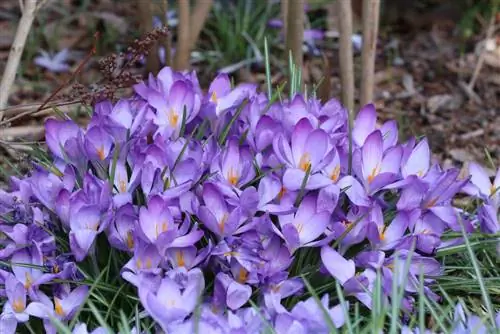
(24, 272, 32, 289)
(223, 251, 238, 257)
(145, 258, 152, 269)
(490, 184, 497, 196)
(425, 197, 438, 209)
(54, 298, 64, 316)
(211, 91, 217, 103)
(330, 165, 341, 182)
(12, 299, 25, 313)
(278, 187, 286, 200)
(296, 223, 304, 234)
(219, 213, 229, 233)
(52, 264, 60, 274)
(367, 166, 380, 184)
(271, 284, 281, 293)
(417, 170, 424, 177)
(97, 146, 106, 160)
(379, 225, 387, 241)
(126, 231, 134, 250)
(227, 167, 239, 186)
(299, 153, 311, 172)
(136, 258, 142, 269)
(119, 179, 127, 193)
(155, 221, 168, 237)
(237, 268, 249, 283)
(168, 108, 179, 127)
(176, 250, 185, 267)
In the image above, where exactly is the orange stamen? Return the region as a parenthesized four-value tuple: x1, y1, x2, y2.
(299, 153, 311, 172)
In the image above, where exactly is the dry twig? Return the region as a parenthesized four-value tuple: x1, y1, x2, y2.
(337, 0, 355, 112)
(161, 0, 172, 67)
(468, 0, 498, 91)
(360, 0, 380, 107)
(138, 1, 160, 74)
(0, 0, 38, 121)
(174, 0, 191, 70)
(189, 0, 213, 51)
(286, 0, 304, 85)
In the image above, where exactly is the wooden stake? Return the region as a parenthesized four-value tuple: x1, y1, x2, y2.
(360, 0, 380, 107)
(337, 0, 355, 112)
(174, 0, 191, 71)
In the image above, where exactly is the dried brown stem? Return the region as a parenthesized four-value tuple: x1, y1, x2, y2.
(188, 0, 213, 51)
(161, 0, 172, 67)
(0, 0, 38, 121)
(286, 0, 304, 83)
(360, 0, 380, 107)
(174, 0, 191, 71)
(337, 0, 355, 112)
(281, 0, 289, 37)
(138, 1, 160, 74)
(468, 0, 498, 92)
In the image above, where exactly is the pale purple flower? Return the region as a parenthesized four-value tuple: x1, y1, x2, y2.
(34, 49, 71, 72)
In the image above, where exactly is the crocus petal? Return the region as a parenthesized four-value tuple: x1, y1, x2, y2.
(353, 103, 376, 146)
(469, 162, 492, 196)
(338, 176, 370, 207)
(321, 246, 355, 285)
(283, 168, 307, 191)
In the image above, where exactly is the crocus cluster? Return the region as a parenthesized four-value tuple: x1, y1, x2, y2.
(0, 65, 492, 333)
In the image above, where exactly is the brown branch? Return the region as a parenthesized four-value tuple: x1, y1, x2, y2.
(337, 0, 355, 112)
(0, 0, 38, 121)
(281, 0, 289, 37)
(174, 0, 191, 71)
(360, 0, 380, 107)
(161, 0, 172, 67)
(188, 0, 213, 51)
(138, 1, 160, 74)
(286, 0, 304, 83)
(468, 0, 498, 92)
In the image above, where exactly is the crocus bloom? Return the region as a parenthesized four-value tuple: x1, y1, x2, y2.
(276, 194, 331, 252)
(138, 268, 205, 331)
(274, 118, 334, 190)
(84, 125, 114, 161)
(34, 49, 71, 72)
(463, 162, 500, 209)
(45, 119, 81, 161)
(148, 80, 197, 138)
(198, 183, 244, 237)
(358, 130, 402, 193)
(69, 205, 105, 261)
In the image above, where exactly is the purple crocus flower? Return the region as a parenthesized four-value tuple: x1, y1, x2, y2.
(139, 268, 205, 331)
(122, 241, 162, 287)
(69, 205, 106, 261)
(84, 125, 114, 162)
(273, 118, 334, 191)
(34, 49, 71, 72)
(463, 162, 500, 209)
(275, 194, 331, 252)
(352, 104, 398, 149)
(198, 183, 244, 237)
(148, 80, 198, 138)
(213, 272, 252, 310)
(205, 73, 256, 118)
(45, 118, 82, 161)
(211, 138, 256, 189)
(25, 286, 88, 323)
(477, 204, 499, 234)
(357, 130, 402, 193)
(290, 294, 346, 331)
(72, 323, 107, 334)
(2, 275, 31, 327)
